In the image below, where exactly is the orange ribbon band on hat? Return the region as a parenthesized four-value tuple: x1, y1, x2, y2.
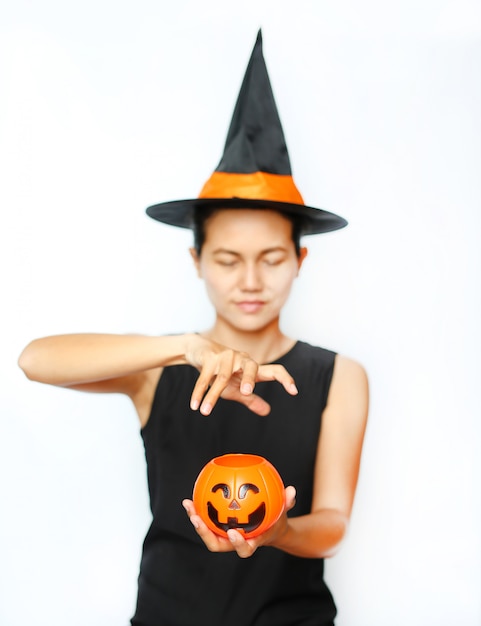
(199, 171, 305, 205)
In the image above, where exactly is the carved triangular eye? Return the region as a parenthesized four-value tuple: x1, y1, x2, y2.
(238, 483, 260, 499)
(212, 483, 230, 498)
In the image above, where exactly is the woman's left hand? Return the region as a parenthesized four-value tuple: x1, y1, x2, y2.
(182, 486, 296, 558)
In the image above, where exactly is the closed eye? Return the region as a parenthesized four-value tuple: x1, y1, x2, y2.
(213, 251, 240, 267)
(216, 260, 238, 267)
(263, 254, 287, 266)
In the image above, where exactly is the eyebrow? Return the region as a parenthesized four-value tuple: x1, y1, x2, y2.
(212, 246, 288, 256)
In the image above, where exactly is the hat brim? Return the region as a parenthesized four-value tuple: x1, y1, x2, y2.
(146, 197, 347, 235)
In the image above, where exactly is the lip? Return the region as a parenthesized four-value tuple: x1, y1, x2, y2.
(235, 300, 266, 314)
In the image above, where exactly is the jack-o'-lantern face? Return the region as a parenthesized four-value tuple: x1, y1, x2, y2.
(193, 453, 285, 539)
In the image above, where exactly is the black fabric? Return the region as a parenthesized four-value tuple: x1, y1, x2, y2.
(216, 30, 292, 175)
(144, 30, 349, 235)
(145, 196, 348, 235)
(131, 341, 337, 626)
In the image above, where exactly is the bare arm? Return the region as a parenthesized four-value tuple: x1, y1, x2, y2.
(18, 333, 299, 424)
(273, 355, 369, 558)
(18, 333, 192, 388)
(183, 354, 369, 558)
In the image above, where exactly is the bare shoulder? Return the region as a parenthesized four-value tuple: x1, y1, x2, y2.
(325, 354, 369, 423)
(332, 354, 368, 390)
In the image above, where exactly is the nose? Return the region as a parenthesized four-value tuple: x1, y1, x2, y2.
(240, 262, 262, 291)
(228, 499, 241, 510)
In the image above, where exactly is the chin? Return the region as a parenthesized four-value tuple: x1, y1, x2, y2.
(230, 315, 277, 334)
(215, 304, 281, 333)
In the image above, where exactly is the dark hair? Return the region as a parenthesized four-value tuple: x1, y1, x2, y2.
(192, 207, 305, 257)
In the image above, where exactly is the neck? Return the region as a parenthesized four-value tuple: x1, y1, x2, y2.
(201, 318, 295, 364)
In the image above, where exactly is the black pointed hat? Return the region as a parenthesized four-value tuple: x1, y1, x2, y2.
(146, 30, 347, 235)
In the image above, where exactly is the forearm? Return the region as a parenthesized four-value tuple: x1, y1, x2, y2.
(272, 508, 349, 559)
(18, 333, 195, 386)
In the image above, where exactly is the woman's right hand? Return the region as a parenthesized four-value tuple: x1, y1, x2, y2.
(18, 332, 298, 418)
(184, 335, 298, 416)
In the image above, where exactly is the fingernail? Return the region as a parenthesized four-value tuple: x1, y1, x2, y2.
(200, 402, 212, 415)
(289, 383, 298, 394)
(191, 399, 199, 411)
(190, 517, 199, 530)
(227, 530, 238, 543)
(241, 383, 253, 395)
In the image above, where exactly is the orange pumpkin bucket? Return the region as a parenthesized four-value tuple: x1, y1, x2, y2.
(193, 453, 285, 539)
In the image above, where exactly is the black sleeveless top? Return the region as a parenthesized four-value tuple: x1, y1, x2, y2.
(132, 341, 337, 626)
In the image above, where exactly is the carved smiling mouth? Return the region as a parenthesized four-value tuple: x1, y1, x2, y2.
(207, 502, 266, 533)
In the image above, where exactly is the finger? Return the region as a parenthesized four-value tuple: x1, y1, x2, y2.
(182, 499, 195, 518)
(202, 351, 257, 405)
(220, 387, 271, 416)
(199, 376, 231, 415)
(238, 392, 271, 416)
(284, 486, 297, 512)
(192, 517, 234, 553)
(237, 356, 259, 395)
(227, 529, 257, 558)
(190, 365, 216, 411)
(190, 351, 229, 412)
(257, 364, 298, 395)
(197, 352, 236, 415)
(182, 499, 235, 552)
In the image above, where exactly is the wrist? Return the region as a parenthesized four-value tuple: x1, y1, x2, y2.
(268, 517, 293, 552)
(152, 333, 197, 367)
(180, 332, 206, 365)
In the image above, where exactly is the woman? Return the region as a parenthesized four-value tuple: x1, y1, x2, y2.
(18, 32, 368, 626)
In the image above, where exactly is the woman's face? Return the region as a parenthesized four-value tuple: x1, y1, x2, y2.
(190, 209, 307, 333)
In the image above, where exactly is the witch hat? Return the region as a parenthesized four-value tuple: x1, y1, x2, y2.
(146, 30, 347, 235)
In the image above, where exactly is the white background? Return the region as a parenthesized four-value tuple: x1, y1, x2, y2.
(1, 1, 480, 625)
